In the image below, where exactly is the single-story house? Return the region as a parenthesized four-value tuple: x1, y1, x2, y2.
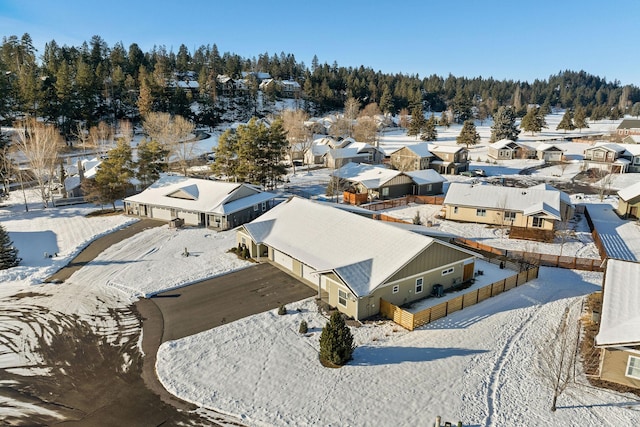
(304, 139, 331, 165)
(124, 175, 278, 230)
(487, 139, 536, 160)
(324, 141, 382, 168)
(389, 143, 433, 171)
(622, 135, 640, 145)
(536, 143, 565, 163)
(442, 182, 574, 235)
(616, 181, 640, 219)
(64, 158, 101, 198)
(236, 197, 480, 320)
(595, 259, 640, 389)
(616, 119, 640, 137)
(403, 169, 447, 195)
(428, 145, 470, 174)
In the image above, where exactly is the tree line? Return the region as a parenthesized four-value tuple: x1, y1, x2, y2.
(2, 33, 640, 139)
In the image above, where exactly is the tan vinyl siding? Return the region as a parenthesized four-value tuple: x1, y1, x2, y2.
(600, 348, 640, 389)
(325, 276, 358, 319)
(386, 242, 474, 284)
(442, 205, 555, 230)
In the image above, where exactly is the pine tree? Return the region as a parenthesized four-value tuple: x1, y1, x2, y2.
(136, 139, 168, 187)
(573, 105, 589, 132)
(420, 115, 438, 141)
(438, 111, 450, 128)
(556, 110, 575, 133)
(92, 139, 134, 210)
(379, 85, 393, 115)
(407, 105, 426, 139)
(0, 224, 20, 270)
(319, 311, 355, 366)
(456, 119, 480, 149)
(520, 106, 547, 136)
(490, 106, 520, 143)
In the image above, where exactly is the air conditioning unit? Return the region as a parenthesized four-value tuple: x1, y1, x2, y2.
(431, 284, 444, 298)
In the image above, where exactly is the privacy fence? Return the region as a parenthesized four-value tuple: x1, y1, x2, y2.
(380, 266, 539, 331)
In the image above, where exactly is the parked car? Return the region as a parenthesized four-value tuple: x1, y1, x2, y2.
(473, 169, 486, 177)
(459, 171, 474, 177)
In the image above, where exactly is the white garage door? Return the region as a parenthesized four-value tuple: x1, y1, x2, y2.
(302, 264, 319, 286)
(152, 207, 172, 221)
(178, 211, 199, 225)
(273, 250, 294, 271)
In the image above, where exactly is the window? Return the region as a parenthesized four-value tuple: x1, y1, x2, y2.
(442, 267, 454, 276)
(254, 204, 259, 211)
(476, 209, 486, 217)
(261, 202, 267, 211)
(505, 211, 516, 221)
(532, 217, 544, 228)
(626, 355, 640, 380)
(415, 278, 423, 294)
(453, 206, 458, 214)
(392, 285, 399, 294)
(382, 187, 390, 197)
(338, 290, 348, 306)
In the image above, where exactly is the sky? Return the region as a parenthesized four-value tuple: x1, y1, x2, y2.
(1, 0, 639, 86)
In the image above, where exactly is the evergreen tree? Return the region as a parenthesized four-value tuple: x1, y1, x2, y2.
(0, 224, 20, 269)
(136, 139, 169, 187)
(438, 111, 450, 128)
(573, 105, 589, 132)
(456, 119, 480, 149)
(490, 106, 520, 142)
(379, 85, 393, 114)
(407, 105, 426, 139)
(520, 106, 547, 136)
(608, 107, 622, 121)
(92, 139, 134, 210)
(319, 311, 355, 366)
(631, 102, 640, 118)
(556, 110, 575, 133)
(420, 114, 438, 141)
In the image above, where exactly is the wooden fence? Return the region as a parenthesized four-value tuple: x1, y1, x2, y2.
(360, 195, 445, 211)
(583, 206, 608, 260)
(375, 214, 412, 224)
(379, 267, 539, 331)
(453, 237, 603, 272)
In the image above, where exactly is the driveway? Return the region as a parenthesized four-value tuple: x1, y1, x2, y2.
(148, 263, 317, 342)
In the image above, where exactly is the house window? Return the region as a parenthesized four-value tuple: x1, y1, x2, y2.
(262, 202, 267, 211)
(442, 267, 454, 276)
(505, 211, 517, 221)
(254, 204, 259, 211)
(415, 278, 423, 294)
(382, 187, 390, 197)
(476, 209, 486, 217)
(594, 151, 604, 160)
(453, 207, 458, 214)
(532, 217, 544, 228)
(392, 285, 399, 294)
(338, 290, 348, 306)
(626, 356, 640, 380)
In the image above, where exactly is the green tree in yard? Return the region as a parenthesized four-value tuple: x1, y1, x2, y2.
(456, 119, 480, 149)
(438, 111, 450, 128)
(319, 311, 355, 366)
(520, 106, 547, 136)
(608, 106, 622, 121)
(556, 110, 575, 133)
(379, 85, 393, 115)
(90, 139, 134, 211)
(407, 105, 426, 139)
(631, 102, 640, 118)
(0, 224, 20, 269)
(573, 105, 589, 132)
(136, 138, 168, 187)
(490, 106, 520, 142)
(420, 114, 438, 141)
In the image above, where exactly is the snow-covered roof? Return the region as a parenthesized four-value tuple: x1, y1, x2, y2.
(596, 259, 640, 347)
(529, 183, 571, 205)
(335, 163, 401, 189)
(404, 169, 446, 185)
(124, 175, 276, 215)
(328, 147, 371, 160)
(430, 144, 464, 154)
(536, 142, 565, 152)
(240, 197, 476, 297)
(392, 143, 433, 158)
(618, 181, 640, 202)
(588, 142, 625, 153)
(617, 119, 640, 130)
(444, 182, 568, 218)
(488, 139, 517, 149)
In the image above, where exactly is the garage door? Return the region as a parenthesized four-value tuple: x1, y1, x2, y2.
(178, 211, 199, 225)
(152, 207, 172, 221)
(302, 264, 319, 286)
(273, 250, 294, 271)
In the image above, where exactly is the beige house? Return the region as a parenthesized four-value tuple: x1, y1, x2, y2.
(583, 142, 640, 173)
(595, 259, 640, 389)
(124, 175, 278, 230)
(325, 141, 382, 168)
(429, 145, 470, 174)
(535, 143, 565, 163)
(487, 139, 535, 160)
(616, 119, 640, 137)
(237, 197, 479, 321)
(389, 143, 434, 171)
(616, 181, 640, 219)
(442, 182, 574, 233)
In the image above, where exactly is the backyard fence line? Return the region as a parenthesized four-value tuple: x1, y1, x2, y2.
(380, 266, 539, 331)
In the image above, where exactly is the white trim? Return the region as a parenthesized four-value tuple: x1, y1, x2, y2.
(626, 355, 640, 380)
(392, 285, 399, 294)
(415, 277, 423, 294)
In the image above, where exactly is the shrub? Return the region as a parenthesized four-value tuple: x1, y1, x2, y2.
(299, 320, 308, 334)
(278, 304, 287, 315)
(319, 311, 355, 366)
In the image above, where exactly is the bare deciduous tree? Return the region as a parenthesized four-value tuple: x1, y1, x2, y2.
(281, 109, 312, 174)
(594, 169, 614, 202)
(142, 112, 195, 176)
(12, 118, 63, 208)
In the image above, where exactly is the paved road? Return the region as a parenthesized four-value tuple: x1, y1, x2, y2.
(149, 263, 317, 342)
(45, 218, 165, 283)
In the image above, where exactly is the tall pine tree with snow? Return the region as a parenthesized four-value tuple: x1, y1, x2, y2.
(490, 106, 520, 143)
(319, 311, 355, 366)
(574, 105, 589, 132)
(407, 105, 426, 139)
(0, 224, 20, 270)
(456, 119, 480, 148)
(520, 106, 547, 135)
(420, 115, 438, 141)
(556, 110, 575, 133)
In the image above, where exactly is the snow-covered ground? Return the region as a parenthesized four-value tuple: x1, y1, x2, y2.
(3, 115, 640, 424)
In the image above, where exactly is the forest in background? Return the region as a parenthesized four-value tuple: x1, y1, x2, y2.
(1, 32, 640, 140)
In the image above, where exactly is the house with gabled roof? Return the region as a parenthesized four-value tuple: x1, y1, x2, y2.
(595, 259, 640, 389)
(324, 141, 382, 168)
(389, 143, 434, 171)
(616, 118, 640, 137)
(236, 197, 479, 320)
(536, 142, 565, 163)
(622, 135, 640, 144)
(442, 182, 574, 241)
(124, 175, 278, 230)
(616, 181, 640, 219)
(487, 139, 536, 160)
(428, 144, 470, 174)
(583, 143, 628, 172)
